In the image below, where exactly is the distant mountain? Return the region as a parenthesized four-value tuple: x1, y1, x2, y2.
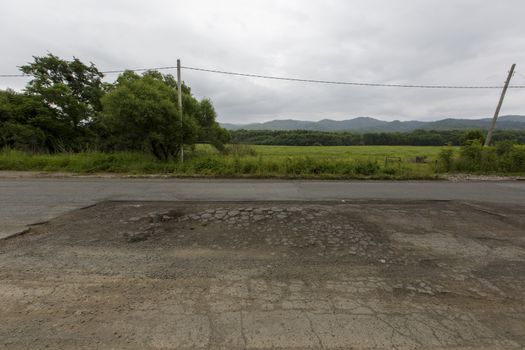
(221, 115, 525, 132)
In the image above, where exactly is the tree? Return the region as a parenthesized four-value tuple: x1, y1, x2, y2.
(0, 89, 62, 151)
(197, 99, 230, 151)
(101, 71, 198, 160)
(4, 55, 229, 155)
(462, 130, 485, 145)
(19, 54, 105, 150)
(160, 73, 230, 150)
(101, 70, 229, 159)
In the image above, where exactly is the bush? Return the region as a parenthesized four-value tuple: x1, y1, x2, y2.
(462, 130, 485, 145)
(438, 149, 454, 172)
(414, 155, 427, 163)
(354, 160, 380, 176)
(506, 146, 525, 172)
(457, 141, 484, 171)
(441, 141, 525, 174)
(495, 140, 515, 156)
(190, 157, 224, 174)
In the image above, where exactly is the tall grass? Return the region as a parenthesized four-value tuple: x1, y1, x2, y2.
(180, 155, 406, 178)
(0, 145, 451, 179)
(0, 149, 175, 174)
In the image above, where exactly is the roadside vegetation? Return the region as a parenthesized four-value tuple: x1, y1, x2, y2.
(1, 142, 522, 179)
(438, 141, 525, 174)
(0, 145, 442, 179)
(1, 54, 524, 179)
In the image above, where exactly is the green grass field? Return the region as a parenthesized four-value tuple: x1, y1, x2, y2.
(0, 145, 454, 179)
(249, 145, 444, 159)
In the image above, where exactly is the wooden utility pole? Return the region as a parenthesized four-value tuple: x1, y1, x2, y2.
(484, 64, 516, 146)
(177, 59, 184, 162)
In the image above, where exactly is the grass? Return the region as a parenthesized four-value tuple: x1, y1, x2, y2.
(248, 145, 445, 159)
(0, 145, 457, 179)
(0, 149, 176, 174)
(193, 144, 448, 178)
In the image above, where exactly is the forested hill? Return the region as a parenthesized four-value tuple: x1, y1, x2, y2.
(221, 115, 525, 132)
(229, 129, 525, 146)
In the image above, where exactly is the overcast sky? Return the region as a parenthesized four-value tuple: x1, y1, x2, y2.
(1, 0, 524, 123)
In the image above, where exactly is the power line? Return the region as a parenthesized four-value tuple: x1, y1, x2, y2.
(181, 66, 525, 89)
(2, 64, 524, 89)
(101, 66, 178, 74)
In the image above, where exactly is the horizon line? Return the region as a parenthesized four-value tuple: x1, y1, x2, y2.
(219, 114, 525, 125)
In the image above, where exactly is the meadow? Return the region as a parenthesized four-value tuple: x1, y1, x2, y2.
(248, 145, 445, 159)
(0, 145, 452, 179)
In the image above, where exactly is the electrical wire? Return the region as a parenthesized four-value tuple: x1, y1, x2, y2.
(181, 66, 525, 89)
(2, 64, 524, 89)
(101, 66, 178, 74)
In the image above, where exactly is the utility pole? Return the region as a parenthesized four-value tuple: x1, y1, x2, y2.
(177, 59, 184, 162)
(484, 64, 516, 146)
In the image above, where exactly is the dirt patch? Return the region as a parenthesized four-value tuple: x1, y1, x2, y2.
(1, 200, 524, 349)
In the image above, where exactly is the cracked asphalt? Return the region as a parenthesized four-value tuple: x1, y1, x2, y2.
(1, 200, 524, 349)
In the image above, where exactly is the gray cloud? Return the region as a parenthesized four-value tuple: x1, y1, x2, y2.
(1, 0, 524, 123)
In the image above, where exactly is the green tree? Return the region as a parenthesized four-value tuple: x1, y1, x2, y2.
(462, 130, 485, 145)
(159, 72, 229, 150)
(101, 71, 198, 160)
(101, 70, 229, 159)
(19, 54, 105, 150)
(0, 89, 62, 151)
(197, 99, 230, 151)
(437, 148, 454, 172)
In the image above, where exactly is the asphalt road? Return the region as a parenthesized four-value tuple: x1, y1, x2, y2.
(2, 200, 524, 348)
(1, 177, 525, 239)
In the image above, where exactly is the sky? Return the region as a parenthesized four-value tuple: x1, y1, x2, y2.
(1, 0, 524, 124)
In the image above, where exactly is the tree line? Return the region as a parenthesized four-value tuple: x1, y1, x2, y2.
(0, 54, 229, 159)
(3, 54, 524, 158)
(230, 129, 525, 146)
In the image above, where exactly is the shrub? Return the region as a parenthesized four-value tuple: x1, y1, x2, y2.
(462, 130, 485, 145)
(442, 141, 525, 174)
(495, 140, 515, 156)
(438, 149, 454, 172)
(457, 141, 484, 171)
(190, 157, 224, 174)
(354, 160, 380, 176)
(507, 146, 525, 172)
(415, 155, 427, 163)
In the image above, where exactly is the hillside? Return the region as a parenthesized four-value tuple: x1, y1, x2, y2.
(221, 115, 525, 132)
